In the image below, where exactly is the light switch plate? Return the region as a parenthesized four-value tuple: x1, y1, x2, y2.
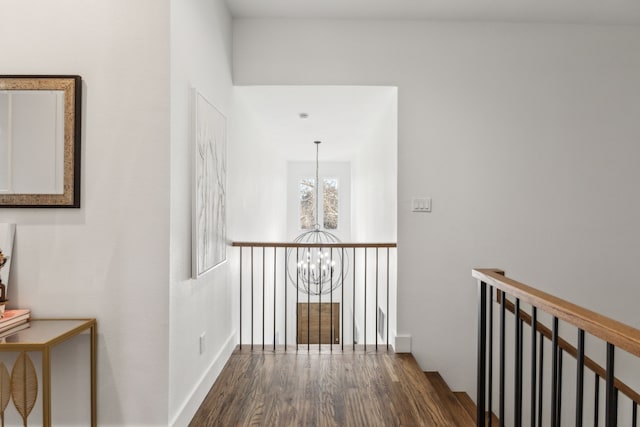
(412, 197, 431, 212)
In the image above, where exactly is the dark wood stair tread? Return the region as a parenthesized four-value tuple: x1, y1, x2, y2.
(453, 392, 476, 419)
(423, 372, 475, 426)
(453, 390, 500, 425)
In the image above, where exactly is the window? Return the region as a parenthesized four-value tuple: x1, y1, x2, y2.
(298, 178, 339, 230)
(323, 178, 338, 230)
(299, 178, 315, 229)
(288, 161, 350, 240)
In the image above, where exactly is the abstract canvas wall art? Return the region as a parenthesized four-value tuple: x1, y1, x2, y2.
(192, 90, 226, 278)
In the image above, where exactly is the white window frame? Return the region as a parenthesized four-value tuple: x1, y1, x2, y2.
(287, 162, 351, 241)
(298, 176, 340, 231)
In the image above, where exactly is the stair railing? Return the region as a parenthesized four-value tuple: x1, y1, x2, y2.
(233, 242, 397, 351)
(474, 268, 640, 427)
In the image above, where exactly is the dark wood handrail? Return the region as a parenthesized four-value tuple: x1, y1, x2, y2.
(232, 241, 397, 248)
(498, 291, 640, 405)
(473, 268, 640, 359)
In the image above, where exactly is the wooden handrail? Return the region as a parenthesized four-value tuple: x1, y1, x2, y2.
(473, 268, 640, 359)
(232, 241, 397, 248)
(498, 292, 640, 405)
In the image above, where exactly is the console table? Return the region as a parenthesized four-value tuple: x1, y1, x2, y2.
(0, 318, 96, 426)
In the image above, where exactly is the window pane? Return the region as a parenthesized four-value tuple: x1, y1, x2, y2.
(323, 178, 338, 230)
(299, 178, 315, 229)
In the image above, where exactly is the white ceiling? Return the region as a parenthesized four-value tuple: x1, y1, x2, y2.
(234, 86, 397, 162)
(225, 0, 640, 25)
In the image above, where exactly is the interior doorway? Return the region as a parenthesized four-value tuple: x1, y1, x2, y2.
(297, 303, 340, 344)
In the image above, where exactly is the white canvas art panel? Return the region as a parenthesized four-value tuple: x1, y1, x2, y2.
(0, 223, 16, 292)
(192, 90, 227, 278)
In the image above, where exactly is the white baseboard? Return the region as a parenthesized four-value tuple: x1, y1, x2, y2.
(394, 334, 412, 353)
(170, 331, 236, 427)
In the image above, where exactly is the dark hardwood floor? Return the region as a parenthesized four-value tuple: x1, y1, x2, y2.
(189, 346, 474, 426)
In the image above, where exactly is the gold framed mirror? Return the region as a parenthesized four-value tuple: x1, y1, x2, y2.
(0, 75, 81, 208)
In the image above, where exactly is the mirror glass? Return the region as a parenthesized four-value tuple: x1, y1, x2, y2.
(0, 76, 81, 208)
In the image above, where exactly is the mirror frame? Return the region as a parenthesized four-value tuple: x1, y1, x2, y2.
(0, 75, 82, 208)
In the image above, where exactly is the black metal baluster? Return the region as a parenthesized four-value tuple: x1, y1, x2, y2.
(364, 248, 367, 351)
(386, 247, 390, 351)
(284, 247, 287, 349)
(330, 247, 334, 350)
(488, 287, 494, 427)
(531, 307, 538, 427)
(594, 373, 600, 427)
(477, 280, 487, 427)
(251, 247, 254, 350)
(515, 298, 523, 427)
(605, 344, 617, 427)
(295, 248, 299, 350)
(632, 402, 637, 427)
(500, 291, 506, 427)
(262, 247, 265, 350)
(240, 247, 243, 349)
(273, 247, 277, 351)
(576, 329, 585, 427)
(558, 349, 564, 427)
(353, 247, 356, 351)
(307, 248, 311, 351)
(375, 247, 379, 351)
(538, 331, 544, 427)
(318, 247, 322, 351)
(341, 247, 344, 351)
(551, 317, 559, 427)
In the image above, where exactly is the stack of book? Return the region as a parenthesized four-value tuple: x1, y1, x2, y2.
(0, 309, 31, 338)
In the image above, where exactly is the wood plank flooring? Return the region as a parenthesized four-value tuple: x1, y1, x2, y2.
(189, 346, 474, 426)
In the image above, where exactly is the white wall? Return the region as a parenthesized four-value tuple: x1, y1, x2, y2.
(0, 1, 170, 426)
(228, 88, 289, 243)
(232, 19, 640, 397)
(169, 0, 235, 425)
(350, 87, 397, 243)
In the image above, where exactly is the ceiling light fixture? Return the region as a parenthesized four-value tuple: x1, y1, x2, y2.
(286, 141, 349, 295)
